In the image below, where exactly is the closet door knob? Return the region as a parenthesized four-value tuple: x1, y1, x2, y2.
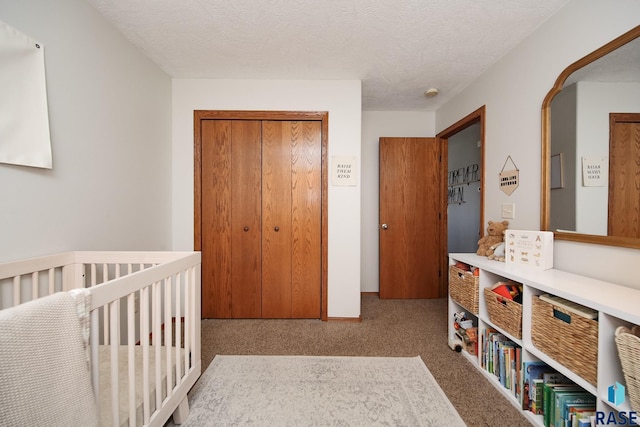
(274, 226, 280, 232)
(381, 224, 388, 230)
(243, 226, 249, 232)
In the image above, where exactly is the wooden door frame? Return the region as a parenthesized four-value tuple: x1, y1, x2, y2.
(436, 106, 486, 295)
(194, 110, 329, 321)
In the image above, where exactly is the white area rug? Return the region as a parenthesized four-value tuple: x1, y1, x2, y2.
(181, 355, 466, 426)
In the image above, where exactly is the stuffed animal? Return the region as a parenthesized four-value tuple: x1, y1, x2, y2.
(476, 220, 509, 257)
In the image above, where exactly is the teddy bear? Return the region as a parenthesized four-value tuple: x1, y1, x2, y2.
(476, 220, 509, 257)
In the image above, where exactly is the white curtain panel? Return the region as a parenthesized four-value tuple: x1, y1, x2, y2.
(0, 20, 52, 169)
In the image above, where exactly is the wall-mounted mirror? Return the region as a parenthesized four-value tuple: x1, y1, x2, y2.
(541, 25, 640, 249)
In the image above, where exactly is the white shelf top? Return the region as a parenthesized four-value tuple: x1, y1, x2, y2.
(450, 253, 640, 326)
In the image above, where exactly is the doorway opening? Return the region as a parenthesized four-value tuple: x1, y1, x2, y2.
(437, 106, 486, 256)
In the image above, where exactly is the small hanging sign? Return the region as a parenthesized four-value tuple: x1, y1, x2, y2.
(331, 156, 358, 186)
(499, 156, 519, 196)
(582, 156, 607, 187)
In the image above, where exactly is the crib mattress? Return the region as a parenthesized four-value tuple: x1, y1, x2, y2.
(98, 345, 185, 427)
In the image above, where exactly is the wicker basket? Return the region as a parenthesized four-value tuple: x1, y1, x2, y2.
(483, 287, 522, 339)
(531, 295, 598, 386)
(449, 265, 479, 314)
(615, 325, 640, 412)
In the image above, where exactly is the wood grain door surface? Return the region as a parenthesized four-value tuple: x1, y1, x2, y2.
(608, 113, 640, 238)
(262, 121, 321, 318)
(201, 120, 262, 318)
(379, 137, 443, 299)
(200, 119, 321, 319)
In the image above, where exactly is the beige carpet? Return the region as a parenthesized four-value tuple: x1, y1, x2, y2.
(181, 355, 466, 426)
(170, 295, 531, 426)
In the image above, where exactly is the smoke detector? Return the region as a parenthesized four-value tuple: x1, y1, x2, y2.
(424, 88, 439, 98)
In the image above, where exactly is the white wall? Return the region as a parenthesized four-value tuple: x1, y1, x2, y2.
(172, 79, 362, 317)
(360, 111, 435, 292)
(436, 0, 640, 289)
(0, 0, 173, 262)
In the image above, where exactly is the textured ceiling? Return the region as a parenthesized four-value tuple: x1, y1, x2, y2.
(86, 0, 571, 111)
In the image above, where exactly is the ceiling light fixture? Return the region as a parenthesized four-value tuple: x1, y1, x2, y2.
(424, 88, 439, 98)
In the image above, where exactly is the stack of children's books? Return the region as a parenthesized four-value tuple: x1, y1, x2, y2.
(521, 361, 596, 427)
(481, 328, 521, 400)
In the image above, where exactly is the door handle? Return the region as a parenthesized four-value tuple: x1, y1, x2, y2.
(381, 224, 388, 230)
(274, 226, 280, 232)
(243, 226, 249, 232)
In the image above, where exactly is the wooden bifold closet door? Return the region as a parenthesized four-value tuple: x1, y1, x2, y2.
(200, 119, 321, 319)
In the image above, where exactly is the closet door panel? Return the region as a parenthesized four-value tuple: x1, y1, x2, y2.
(291, 121, 322, 318)
(261, 121, 293, 318)
(608, 114, 640, 238)
(230, 120, 263, 318)
(201, 120, 232, 318)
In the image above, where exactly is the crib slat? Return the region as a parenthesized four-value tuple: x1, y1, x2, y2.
(153, 281, 162, 411)
(48, 268, 55, 295)
(91, 264, 97, 287)
(31, 271, 38, 300)
(127, 293, 137, 427)
(184, 270, 191, 372)
(165, 276, 173, 397)
(13, 276, 20, 306)
(175, 276, 182, 384)
(141, 286, 151, 424)
(109, 299, 120, 427)
(91, 264, 112, 346)
(103, 307, 110, 345)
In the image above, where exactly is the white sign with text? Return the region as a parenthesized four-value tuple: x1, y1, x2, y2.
(331, 156, 358, 186)
(582, 157, 607, 187)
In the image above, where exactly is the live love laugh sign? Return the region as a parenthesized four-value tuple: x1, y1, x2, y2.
(499, 156, 519, 196)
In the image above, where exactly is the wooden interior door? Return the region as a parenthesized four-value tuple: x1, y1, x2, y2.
(290, 121, 322, 318)
(608, 113, 640, 238)
(230, 121, 262, 317)
(262, 121, 322, 318)
(379, 137, 443, 299)
(201, 120, 262, 318)
(261, 121, 293, 317)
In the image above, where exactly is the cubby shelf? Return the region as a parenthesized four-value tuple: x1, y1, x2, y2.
(448, 253, 640, 426)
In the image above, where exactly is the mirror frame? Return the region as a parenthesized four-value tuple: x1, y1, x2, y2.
(541, 25, 640, 249)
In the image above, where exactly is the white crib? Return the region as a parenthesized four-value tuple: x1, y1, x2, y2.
(0, 251, 202, 427)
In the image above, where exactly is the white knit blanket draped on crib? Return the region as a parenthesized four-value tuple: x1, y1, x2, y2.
(0, 290, 98, 427)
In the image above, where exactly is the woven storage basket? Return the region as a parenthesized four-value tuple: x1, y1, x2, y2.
(615, 325, 640, 412)
(531, 296, 598, 386)
(483, 287, 522, 339)
(449, 265, 479, 314)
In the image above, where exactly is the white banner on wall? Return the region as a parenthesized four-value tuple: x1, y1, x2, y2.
(0, 20, 52, 169)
